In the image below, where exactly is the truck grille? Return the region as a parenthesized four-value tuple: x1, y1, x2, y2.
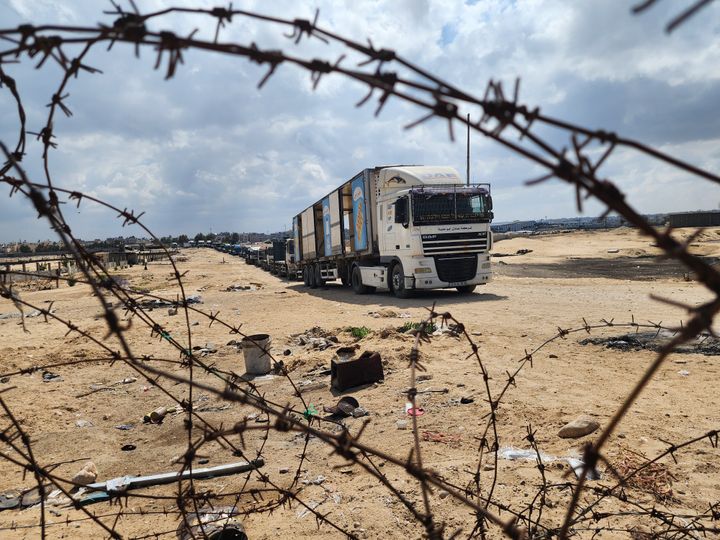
(434, 255, 478, 283)
(421, 231, 488, 255)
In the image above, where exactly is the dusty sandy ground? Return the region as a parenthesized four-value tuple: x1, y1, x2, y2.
(0, 227, 719, 539)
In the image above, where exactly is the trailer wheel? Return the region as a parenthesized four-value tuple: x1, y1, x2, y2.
(302, 266, 310, 286)
(391, 263, 412, 299)
(351, 266, 373, 294)
(456, 285, 476, 294)
(314, 263, 326, 287)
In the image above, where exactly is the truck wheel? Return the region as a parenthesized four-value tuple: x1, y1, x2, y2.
(302, 266, 310, 286)
(314, 263, 326, 287)
(351, 266, 372, 294)
(456, 285, 477, 294)
(391, 263, 412, 299)
(308, 265, 318, 289)
(340, 267, 350, 287)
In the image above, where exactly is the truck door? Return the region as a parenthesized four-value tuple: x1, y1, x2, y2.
(381, 196, 408, 256)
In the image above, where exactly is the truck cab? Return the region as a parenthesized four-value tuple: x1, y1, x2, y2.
(375, 166, 493, 296)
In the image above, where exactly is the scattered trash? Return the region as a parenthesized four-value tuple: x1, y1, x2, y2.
(558, 417, 600, 439)
(607, 248, 620, 253)
(225, 283, 262, 292)
(138, 295, 202, 310)
(197, 458, 209, 465)
(75, 419, 94, 428)
(192, 342, 217, 356)
(302, 474, 326, 485)
(581, 330, 720, 355)
(279, 467, 290, 474)
(21, 486, 44, 507)
(293, 327, 338, 350)
(678, 370, 690, 376)
(195, 403, 232, 414)
(567, 458, 601, 480)
(302, 404, 319, 420)
(178, 506, 247, 540)
(396, 420, 408, 430)
(324, 396, 360, 417)
(400, 387, 448, 395)
(352, 406, 369, 418)
(416, 374, 433, 382)
(167, 307, 177, 316)
(331, 350, 384, 391)
(144, 406, 178, 424)
(405, 403, 425, 417)
(499, 447, 557, 462)
(241, 334, 272, 375)
(121, 444, 137, 451)
(422, 431, 462, 446)
(115, 424, 134, 431)
(296, 499, 323, 519)
(80, 460, 264, 505)
(42, 371, 63, 382)
(0, 490, 20, 510)
(432, 324, 462, 337)
(460, 396, 474, 404)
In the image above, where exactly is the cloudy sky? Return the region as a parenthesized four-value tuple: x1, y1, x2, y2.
(0, 0, 719, 242)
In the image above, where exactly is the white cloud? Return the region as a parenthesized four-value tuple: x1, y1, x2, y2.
(0, 0, 719, 241)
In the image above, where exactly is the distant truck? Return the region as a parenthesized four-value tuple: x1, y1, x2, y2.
(292, 165, 493, 297)
(275, 238, 301, 279)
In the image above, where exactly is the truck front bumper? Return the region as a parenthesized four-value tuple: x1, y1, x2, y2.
(407, 254, 492, 290)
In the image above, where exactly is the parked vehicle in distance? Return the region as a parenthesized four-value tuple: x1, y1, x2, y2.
(292, 165, 493, 297)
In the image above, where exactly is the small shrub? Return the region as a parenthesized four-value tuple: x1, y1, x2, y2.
(399, 321, 437, 334)
(349, 326, 371, 339)
(67, 277, 77, 287)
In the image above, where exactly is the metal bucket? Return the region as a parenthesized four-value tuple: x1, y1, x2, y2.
(241, 334, 272, 375)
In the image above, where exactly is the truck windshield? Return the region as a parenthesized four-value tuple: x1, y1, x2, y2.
(411, 187, 491, 225)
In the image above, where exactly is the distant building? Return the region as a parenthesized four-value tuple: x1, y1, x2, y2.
(667, 211, 720, 228)
(491, 220, 537, 233)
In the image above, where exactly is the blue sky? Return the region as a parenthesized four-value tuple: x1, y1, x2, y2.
(0, 0, 718, 242)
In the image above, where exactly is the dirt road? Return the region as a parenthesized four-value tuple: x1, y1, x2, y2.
(0, 228, 718, 538)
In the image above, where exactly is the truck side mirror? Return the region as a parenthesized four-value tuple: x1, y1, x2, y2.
(394, 197, 409, 227)
(487, 195, 493, 211)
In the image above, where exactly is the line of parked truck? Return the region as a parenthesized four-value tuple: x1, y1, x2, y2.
(211, 238, 300, 278)
(208, 164, 495, 298)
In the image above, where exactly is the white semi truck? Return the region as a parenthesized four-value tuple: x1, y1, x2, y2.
(292, 165, 493, 298)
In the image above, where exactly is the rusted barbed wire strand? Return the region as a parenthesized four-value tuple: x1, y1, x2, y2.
(1, 2, 719, 539)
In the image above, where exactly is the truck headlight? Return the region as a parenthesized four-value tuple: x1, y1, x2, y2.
(414, 267, 432, 274)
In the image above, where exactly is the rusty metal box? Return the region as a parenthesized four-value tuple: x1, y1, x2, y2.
(331, 351, 384, 391)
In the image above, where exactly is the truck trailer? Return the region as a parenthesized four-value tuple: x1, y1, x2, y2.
(292, 165, 493, 298)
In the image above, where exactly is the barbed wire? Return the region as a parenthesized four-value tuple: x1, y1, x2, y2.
(0, 2, 718, 539)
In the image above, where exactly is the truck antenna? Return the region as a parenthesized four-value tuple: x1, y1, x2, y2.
(466, 112, 470, 186)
